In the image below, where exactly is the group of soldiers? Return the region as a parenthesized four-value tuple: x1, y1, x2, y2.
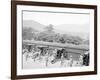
(23, 45, 89, 67)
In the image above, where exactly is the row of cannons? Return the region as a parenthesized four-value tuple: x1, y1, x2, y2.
(23, 44, 89, 67)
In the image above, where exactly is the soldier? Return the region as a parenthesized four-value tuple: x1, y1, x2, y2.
(83, 51, 89, 66)
(56, 49, 62, 59)
(28, 45, 32, 52)
(60, 54, 64, 67)
(78, 55, 83, 66)
(69, 56, 73, 67)
(45, 50, 49, 67)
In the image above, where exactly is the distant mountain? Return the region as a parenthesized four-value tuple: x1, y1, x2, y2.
(54, 24, 89, 40)
(23, 20, 89, 40)
(23, 20, 46, 32)
(54, 24, 89, 33)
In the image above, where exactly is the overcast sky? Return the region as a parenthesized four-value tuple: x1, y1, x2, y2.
(23, 11, 90, 33)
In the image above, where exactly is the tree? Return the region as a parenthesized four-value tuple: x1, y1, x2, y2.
(54, 33, 61, 42)
(59, 37, 66, 43)
(22, 27, 34, 40)
(83, 39, 89, 45)
(66, 36, 83, 45)
(44, 24, 54, 33)
(37, 32, 47, 41)
(39, 24, 55, 42)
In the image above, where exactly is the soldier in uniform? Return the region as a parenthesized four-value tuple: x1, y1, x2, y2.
(83, 51, 89, 66)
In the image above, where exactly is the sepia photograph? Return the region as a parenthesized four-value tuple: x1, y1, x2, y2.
(22, 10, 90, 69)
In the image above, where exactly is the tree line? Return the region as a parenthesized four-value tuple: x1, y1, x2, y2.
(22, 24, 89, 45)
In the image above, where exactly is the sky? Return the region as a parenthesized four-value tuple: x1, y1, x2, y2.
(23, 10, 90, 33)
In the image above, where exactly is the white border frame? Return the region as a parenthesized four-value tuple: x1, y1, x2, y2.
(17, 5, 94, 75)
